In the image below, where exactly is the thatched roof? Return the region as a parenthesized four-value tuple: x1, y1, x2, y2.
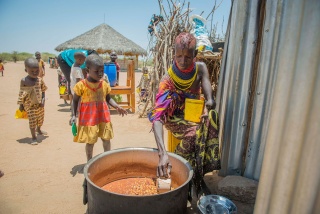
(55, 24, 147, 56)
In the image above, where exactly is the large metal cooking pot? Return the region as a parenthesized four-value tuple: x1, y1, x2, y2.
(84, 147, 193, 214)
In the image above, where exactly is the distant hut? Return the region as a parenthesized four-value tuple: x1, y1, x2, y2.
(55, 23, 147, 69)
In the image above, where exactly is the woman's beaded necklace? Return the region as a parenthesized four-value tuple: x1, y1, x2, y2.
(168, 62, 198, 90)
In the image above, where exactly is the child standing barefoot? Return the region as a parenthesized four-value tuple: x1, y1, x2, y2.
(69, 52, 86, 123)
(0, 59, 4, 77)
(35, 52, 45, 78)
(71, 54, 127, 161)
(18, 58, 48, 145)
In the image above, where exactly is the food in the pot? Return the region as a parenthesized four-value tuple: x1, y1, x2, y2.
(102, 177, 158, 196)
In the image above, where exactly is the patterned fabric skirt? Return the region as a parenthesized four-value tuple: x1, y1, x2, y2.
(165, 110, 221, 196)
(74, 101, 114, 144)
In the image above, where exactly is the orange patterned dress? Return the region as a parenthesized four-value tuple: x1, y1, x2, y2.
(73, 79, 113, 144)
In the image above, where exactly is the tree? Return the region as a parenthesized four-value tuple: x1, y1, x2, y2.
(12, 51, 18, 63)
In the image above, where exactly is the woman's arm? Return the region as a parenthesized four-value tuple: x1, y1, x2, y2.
(199, 62, 215, 109)
(153, 120, 172, 178)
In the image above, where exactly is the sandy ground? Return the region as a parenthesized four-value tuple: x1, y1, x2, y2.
(0, 62, 253, 214)
(0, 61, 242, 214)
(0, 62, 167, 214)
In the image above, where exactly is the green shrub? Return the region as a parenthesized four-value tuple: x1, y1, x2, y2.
(0, 51, 56, 62)
(0, 52, 12, 62)
(110, 95, 122, 102)
(12, 51, 18, 62)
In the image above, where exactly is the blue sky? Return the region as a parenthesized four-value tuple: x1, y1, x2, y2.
(0, 0, 230, 55)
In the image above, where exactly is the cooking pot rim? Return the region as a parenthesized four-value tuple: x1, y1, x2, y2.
(84, 147, 194, 197)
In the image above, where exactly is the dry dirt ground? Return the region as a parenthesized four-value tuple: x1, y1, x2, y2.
(0, 61, 167, 214)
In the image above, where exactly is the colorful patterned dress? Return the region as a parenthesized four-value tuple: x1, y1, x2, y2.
(148, 63, 221, 195)
(73, 79, 113, 144)
(17, 77, 47, 129)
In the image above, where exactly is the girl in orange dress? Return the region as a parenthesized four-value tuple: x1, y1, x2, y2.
(70, 54, 127, 161)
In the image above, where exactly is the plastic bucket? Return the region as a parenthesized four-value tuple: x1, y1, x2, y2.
(59, 86, 66, 95)
(168, 130, 181, 152)
(184, 98, 204, 123)
(104, 63, 117, 86)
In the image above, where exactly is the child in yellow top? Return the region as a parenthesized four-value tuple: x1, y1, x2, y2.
(35, 52, 45, 78)
(0, 59, 4, 77)
(18, 58, 48, 145)
(71, 54, 127, 161)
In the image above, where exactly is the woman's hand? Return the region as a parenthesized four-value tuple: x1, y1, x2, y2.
(157, 153, 172, 178)
(201, 99, 215, 121)
(205, 99, 215, 110)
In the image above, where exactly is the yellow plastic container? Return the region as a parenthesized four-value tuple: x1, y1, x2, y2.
(184, 98, 204, 123)
(59, 86, 66, 95)
(15, 109, 28, 119)
(167, 130, 181, 152)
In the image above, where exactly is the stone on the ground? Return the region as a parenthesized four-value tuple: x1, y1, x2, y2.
(217, 175, 258, 204)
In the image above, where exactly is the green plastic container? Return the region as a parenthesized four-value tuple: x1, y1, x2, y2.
(72, 123, 77, 136)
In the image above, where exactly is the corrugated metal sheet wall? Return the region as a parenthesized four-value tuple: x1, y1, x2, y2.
(217, 0, 320, 182)
(217, 0, 319, 212)
(254, 0, 320, 213)
(217, 0, 266, 180)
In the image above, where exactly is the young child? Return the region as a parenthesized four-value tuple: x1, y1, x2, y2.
(57, 67, 69, 104)
(70, 52, 86, 118)
(0, 59, 4, 77)
(109, 51, 120, 85)
(71, 54, 127, 161)
(18, 58, 48, 145)
(35, 52, 45, 78)
(137, 67, 150, 102)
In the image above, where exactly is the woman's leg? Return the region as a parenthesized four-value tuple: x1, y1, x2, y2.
(57, 55, 72, 94)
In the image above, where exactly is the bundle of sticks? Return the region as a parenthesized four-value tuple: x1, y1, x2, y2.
(138, 0, 193, 117)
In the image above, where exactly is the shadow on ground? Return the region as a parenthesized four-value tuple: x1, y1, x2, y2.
(58, 103, 70, 107)
(70, 163, 85, 177)
(17, 135, 49, 144)
(58, 108, 71, 113)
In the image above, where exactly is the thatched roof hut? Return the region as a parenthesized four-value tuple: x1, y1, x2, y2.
(55, 23, 147, 56)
